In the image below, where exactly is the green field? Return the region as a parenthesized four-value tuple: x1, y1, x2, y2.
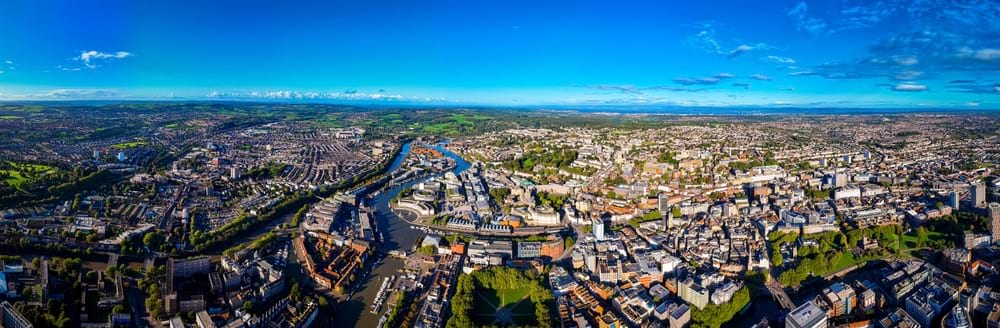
(480, 285, 530, 309)
(112, 140, 148, 149)
(472, 285, 535, 325)
(408, 113, 495, 135)
(1, 162, 56, 188)
(0, 115, 23, 120)
(1, 170, 27, 187)
(831, 252, 857, 271)
(899, 231, 946, 248)
(450, 267, 554, 327)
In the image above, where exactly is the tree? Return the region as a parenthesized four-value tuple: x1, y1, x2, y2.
(446, 275, 475, 328)
(112, 304, 127, 314)
(915, 227, 929, 248)
(289, 282, 302, 301)
(564, 236, 575, 250)
(489, 187, 511, 203)
(417, 245, 436, 256)
(691, 287, 751, 328)
(56, 317, 73, 328)
(71, 193, 81, 211)
(243, 301, 254, 312)
(21, 286, 33, 301)
(771, 244, 784, 267)
(143, 231, 163, 249)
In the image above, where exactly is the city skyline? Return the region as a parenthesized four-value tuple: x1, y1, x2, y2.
(1, 0, 999, 108)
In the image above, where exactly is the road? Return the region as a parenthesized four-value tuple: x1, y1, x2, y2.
(157, 183, 188, 229)
(126, 282, 156, 328)
(555, 223, 584, 261)
(765, 274, 796, 310)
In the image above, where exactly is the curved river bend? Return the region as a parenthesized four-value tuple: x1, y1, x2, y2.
(338, 142, 470, 328)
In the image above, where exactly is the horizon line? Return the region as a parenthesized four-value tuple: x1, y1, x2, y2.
(1, 99, 999, 113)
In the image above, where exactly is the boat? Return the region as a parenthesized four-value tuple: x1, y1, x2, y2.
(370, 275, 397, 314)
(377, 313, 388, 328)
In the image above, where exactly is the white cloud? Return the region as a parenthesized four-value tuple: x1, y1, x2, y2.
(205, 89, 437, 102)
(892, 83, 928, 92)
(967, 101, 980, 107)
(41, 89, 120, 98)
(727, 43, 769, 58)
(732, 82, 751, 89)
(763, 55, 796, 64)
(750, 74, 771, 81)
(76, 50, 133, 68)
(674, 77, 721, 85)
(974, 48, 1000, 61)
(691, 29, 768, 58)
(729, 45, 753, 56)
(714, 73, 735, 79)
(893, 56, 919, 66)
(0, 89, 127, 100)
(788, 1, 827, 35)
(893, 70, 923, 80)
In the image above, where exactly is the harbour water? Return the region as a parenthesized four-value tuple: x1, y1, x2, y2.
(338, 141, 470, 328)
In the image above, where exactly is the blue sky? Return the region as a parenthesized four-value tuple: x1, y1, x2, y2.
(0, 0, 998, 108)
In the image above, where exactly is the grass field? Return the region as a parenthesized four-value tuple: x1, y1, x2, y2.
(408, 113, 495, 135)
(0, 115, 22, 120)
(900, 231, 946, 248)
(1, 162, 56, 189)
(831, 252, 857, 271)
(472, 285, 534, 325)
(484, 286, 530, 309)
(1, 170, 27, 187)
(112, 140, 149, 149)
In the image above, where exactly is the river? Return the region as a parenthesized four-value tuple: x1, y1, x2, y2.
(336, 141, 470, 328)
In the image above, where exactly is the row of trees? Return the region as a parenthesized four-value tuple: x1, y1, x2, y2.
(384, 291, 414, 327)
(627, 210, 662, 228)
(563, 165, 597, 177)
(447, 267, 554, 328)
(8, 300, 73, 328)
(137, 264, 167, 319)
(691, 286, 751, 328)
(242, 162, 289, 180)
(536, 191, 568, 208)
(1, 168, 117, 208)
(287, 203, 310, 228)
(501, 148, 578, 173)
(10, 258, 87, 327)
(773, 225, 904, 286)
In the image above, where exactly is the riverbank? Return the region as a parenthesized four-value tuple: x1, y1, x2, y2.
(334, 142, 471, 328)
